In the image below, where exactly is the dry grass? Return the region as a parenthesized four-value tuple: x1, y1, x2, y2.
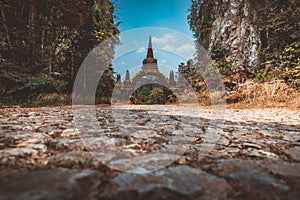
(30, 81, 300, 110)
(32, 93, 71, 107)
(226, 80, 300, 109)
(196, 90, 212, 106)
(190, 80, 299, 109)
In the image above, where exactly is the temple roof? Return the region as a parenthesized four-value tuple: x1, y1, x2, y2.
(143, 36, 157, 65)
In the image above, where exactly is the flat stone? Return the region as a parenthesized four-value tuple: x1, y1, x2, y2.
(107, 166, 232, 199)
(278, 126, 299, 132)
(61, 128, 79, 137)
(56, 138, 81, 148)
(28, 112, 38, 116)
(256, 159, 300, 177)
(17, 138, 47, 145)
(109, 153, 180, 172)
(131, 130, 160, 139)
(47, 151, 93, 166)
(135, 118, 150, 126)
(218, 138, 230, 146)
(248, 151, 262, 157)
(0, 147, 38, 157)
(242, 142, 261, 149)
(247, 150, 278, 158)
(4, 132, 50, 141)
(283, 132, 300, 142)
(164, 136, 191, 144)
(284, 146, 300, 161)
(105, 132, 128, 138)
(212, 159, 297, 199)
(260, 129, 281, 137)
(0, 168, 101, 200)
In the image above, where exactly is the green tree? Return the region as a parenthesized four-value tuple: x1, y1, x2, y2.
(0, 0, 120, 105)
(149, 87, 164, 104)
(255, 0, 300, 88)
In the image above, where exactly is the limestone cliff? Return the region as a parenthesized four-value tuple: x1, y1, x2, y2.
(189, 0, 262, 72)
(210, 0, 261, 69)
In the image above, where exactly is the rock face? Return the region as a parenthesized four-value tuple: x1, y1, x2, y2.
(209, 0, 261, 70)
(190, 0, 262, 74)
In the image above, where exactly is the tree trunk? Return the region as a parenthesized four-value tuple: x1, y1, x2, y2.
(1, 8, 12, 49)
(41, 29, 45, 58)
(28, 0, 35, 62)
(49, 46, 53, 75)
(71, 47, 75, 79)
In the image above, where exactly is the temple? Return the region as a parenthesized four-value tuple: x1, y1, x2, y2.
(142, 36, 159, 73)
(113, 36, 188, 104)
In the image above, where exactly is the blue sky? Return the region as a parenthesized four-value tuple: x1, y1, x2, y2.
(116, 0, 193, 37)
(112, 0, 196, 80)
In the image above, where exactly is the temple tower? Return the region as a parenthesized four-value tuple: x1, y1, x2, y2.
(123, 70, 132, 88)
(169, 70, 176, 87)
(142, 36, 159, 73)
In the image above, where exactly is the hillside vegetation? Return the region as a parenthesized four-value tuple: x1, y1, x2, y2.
(185, 0, 299, 108)
(0, 0, 119, 106)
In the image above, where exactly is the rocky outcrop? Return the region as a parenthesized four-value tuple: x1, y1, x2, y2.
(190, 0, 263, 74)
(209, 0, 261, 70)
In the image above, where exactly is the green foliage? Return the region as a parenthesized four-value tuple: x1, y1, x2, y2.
(133, 84, 164, 105)
(211, 43, 227, 61)
(132, 83, 179, 105)
(96, 66, 116, 103)
(178, 59, 224, 92)
(284, 65, 300, 88)
(256, 42, 300, 89)
(0, 63, 67, 104)
(0, 0, 119, 105)
(178, 60, 201, 88)
(264, 1, 300, 51)
(188, 0, 215, 49)
(210, 43, 235, 81)
(167, 93, 178, 103)
(149, 87, 164, 104)
(251, 0, 300, 88)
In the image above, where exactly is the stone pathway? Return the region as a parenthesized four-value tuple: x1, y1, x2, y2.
(0, 105, 299, 199)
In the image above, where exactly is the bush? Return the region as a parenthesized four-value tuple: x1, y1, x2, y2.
(33, 93, 71, 106)
(256, 42, 300, 89)
(0, 63, 67, 105)
(149, 87, 164, 104)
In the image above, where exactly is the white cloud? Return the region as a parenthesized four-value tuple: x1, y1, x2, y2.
(162, 45, 175, 52)
(136, 47, 146, 53)
(152, 33, 196, 59)
(175, 43, 196, 58)
(162, 60, 167, 63)
(152, 33, 177, 45)
(161, 43, 196, 59)
(121, 62, 126, 65)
